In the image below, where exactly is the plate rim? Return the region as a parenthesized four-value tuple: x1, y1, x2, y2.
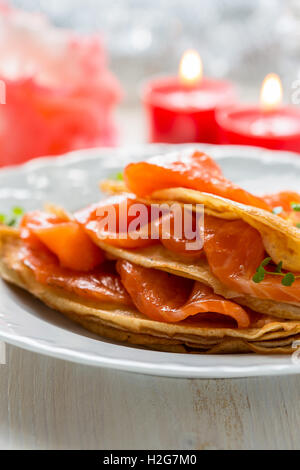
(1, 142, 300, 175)
(1, 327, 300, 378)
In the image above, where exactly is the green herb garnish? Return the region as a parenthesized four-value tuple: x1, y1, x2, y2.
(291, 202, 300, 212)
(12, 206, 24, 216)
(252, 257, 299, 286)
(272, 206, 283, 215)
(296, 223, 300, 229)
(282, 272, 295, 287)
(275, 261, 283, 273)
(0, 207, 24, 227)
(112, 172, 123, 181)
(252, 267, 265, 284)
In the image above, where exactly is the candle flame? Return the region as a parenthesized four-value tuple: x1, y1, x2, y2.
(260, 73, 283, 111)
(179, 49, 202, 86)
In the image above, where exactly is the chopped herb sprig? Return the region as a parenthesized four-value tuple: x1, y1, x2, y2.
(253, 257, 299, 286)
(111, 172, 123, 181)
(291, 202, 300, 212)
(0, 206, 24, 227)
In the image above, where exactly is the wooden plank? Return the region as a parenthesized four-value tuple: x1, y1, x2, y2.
(0, 344, 299, 449)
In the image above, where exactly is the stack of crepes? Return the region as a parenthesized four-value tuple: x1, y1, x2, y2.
(1, 149, 300, 354)
(0, 4, 121, 167)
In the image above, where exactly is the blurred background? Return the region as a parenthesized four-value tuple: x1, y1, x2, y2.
(2, 0, 300, 152)
(10, 0, 300, 101)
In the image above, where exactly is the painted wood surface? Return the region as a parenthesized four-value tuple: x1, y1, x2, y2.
(0, 344, 299, 450)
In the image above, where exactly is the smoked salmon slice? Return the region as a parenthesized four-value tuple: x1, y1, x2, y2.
(75, 195, 160, 250)
(203, 215, 300, 304)
(117, 259, 250, 328)
(264, 191, 300, 226)
(22, 241, 132, 306)
(20, 211, 104, 271)
(124, 150, 270, 211)
(159, 208, 204, 257)
(19, 226, 250, 325)
(76, 196, 300, 305)
(77, 196, 204, 256)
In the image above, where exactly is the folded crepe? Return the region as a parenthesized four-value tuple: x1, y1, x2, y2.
(95, 150, 300, 324)
(1, 226, 300, 354)
(1, 149, 300, 354)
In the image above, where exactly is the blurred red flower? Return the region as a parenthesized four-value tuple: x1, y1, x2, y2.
(0, 4, 122, 167)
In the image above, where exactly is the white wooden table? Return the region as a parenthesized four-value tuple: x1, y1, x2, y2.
(1, 344, 300, 449)
(1, 107, 300, 450)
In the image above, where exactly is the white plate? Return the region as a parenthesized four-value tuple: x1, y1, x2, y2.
(1, 143, 300, 379)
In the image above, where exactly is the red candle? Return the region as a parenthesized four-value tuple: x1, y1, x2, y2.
(142, 50, 236, 144)
(217, 74, 300, 152)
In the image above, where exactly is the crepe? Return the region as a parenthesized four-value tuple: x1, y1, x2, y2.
(100, 179, 300, 272)
(1, 227, 300, 354)
(93, 242, 300, 322)
(97, 181, 300, 322)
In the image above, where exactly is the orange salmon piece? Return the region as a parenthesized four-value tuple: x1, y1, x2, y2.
(75, 195, 159, 249)
(204, 215, 300, 304)
(78, 196, 204, 255)
(124, 150, 270, 210)
(22, 242, 132, 306)
(264, 191, 300, 226)
(160, 209, 204, 258)
(20, 211, 104, 271)
(117, 259, 250, 327)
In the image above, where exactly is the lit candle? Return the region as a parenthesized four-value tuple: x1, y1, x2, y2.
(179, 49, 203, 86)
(216, 74, 300, 152)
(142, 50, 236, 144)
(260, 73, 283, 111)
